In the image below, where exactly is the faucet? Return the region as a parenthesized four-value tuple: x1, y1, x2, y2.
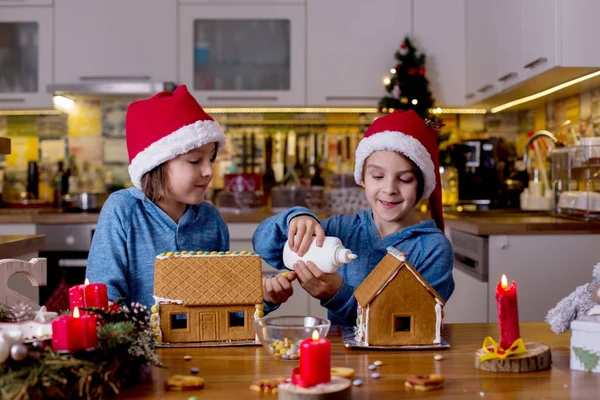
(522, 130, 562, 167)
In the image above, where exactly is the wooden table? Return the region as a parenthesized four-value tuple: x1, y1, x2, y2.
(120, 322, 599, 399)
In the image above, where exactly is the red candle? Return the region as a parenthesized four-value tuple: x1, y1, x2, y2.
(77, 310, 98, 350)
(69, 284, 86, 314)
(496, 274, 521, 350)
(293, 330, 330, 387)
(84, 282, 108, 311)
(51, 315, 76, 352)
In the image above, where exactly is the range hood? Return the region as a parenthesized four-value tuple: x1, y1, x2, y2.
(47, 81, 178, 97)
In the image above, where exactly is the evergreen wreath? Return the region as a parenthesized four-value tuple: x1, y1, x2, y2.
(0, 300, 162, 400)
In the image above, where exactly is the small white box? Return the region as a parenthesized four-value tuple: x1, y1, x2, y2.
(570, 316, 600, 373)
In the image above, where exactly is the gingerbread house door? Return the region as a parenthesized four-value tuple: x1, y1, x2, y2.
(199, 311, 217, 341)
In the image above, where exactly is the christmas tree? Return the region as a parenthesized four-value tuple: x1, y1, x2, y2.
(379, 36, 435, 119)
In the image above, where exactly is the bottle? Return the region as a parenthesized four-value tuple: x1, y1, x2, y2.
(283, 236, 357, 274)
(26, 161, 39, 199)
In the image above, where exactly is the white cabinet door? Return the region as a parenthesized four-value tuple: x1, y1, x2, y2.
(178, 3, 305, 106)
(0, 7, 52, 108)
(443, 267, 488, 323)
(413, 0, 466, 107)
(306, 0, 411, 106)
(560, 0, 600, 68)
(493, 0, 523, 92)
(521, 0, 556, 78)
(54, 0, 177, 83)
(465, 0, 483, 103)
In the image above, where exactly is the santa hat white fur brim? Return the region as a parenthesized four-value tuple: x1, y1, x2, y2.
(129, 120, 226, 190)
(353, 130, 436, 199)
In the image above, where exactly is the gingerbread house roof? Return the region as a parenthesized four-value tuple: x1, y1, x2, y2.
(354, 246, 445, 307)
(154, 253, 263, 306)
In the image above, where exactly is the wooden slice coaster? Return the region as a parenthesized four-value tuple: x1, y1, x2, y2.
(474, 342, 552, 372)
(278, 376, 351, 400)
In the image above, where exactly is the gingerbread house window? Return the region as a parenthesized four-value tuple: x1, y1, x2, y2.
(394, 316, 412, 332)
(229, 311, 245, 327)
(171, 313, 188, 329)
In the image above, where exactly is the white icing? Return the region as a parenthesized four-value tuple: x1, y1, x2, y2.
(434, 302, 442, 344)
(365, 305, 370, 346)
(155, 253, 258, 260)
(588, 304, 600, 316)
(153, 295, 183, 305)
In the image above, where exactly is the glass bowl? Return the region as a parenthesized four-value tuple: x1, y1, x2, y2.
(254, 316, 331, 361)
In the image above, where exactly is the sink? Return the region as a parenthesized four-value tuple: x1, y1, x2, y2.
(444, 209, 551, 218)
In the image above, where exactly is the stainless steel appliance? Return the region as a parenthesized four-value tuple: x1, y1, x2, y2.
(451, 229, 488, 282)
(37, 224, 96, 311)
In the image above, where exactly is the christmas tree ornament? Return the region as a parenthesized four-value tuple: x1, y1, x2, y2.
(10, 343, 28, 362)
(0, 336, 9, 364)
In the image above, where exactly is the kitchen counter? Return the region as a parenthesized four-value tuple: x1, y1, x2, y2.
(0, 208, 598, 235)
(0, 235, 45, 259)
(443, 213, 600, 235)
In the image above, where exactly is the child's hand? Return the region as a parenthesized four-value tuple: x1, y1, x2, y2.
(294, 261, 343, 301)
(262, 271, 297, 305)
(288, 216, 325, 257)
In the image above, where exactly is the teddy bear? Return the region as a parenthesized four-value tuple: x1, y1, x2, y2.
(546, 262, 600, 334)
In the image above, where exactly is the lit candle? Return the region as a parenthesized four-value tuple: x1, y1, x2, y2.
(84, 282, 108, 311)
(68, 283, 86, 314)
(496, 274, 521, 350)
(51, 315, 75, 352)
(293, 330, 331, 387)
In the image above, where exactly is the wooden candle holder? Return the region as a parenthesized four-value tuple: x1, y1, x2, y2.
(474, 342, 552, 372)
(278, 377, 351, 400)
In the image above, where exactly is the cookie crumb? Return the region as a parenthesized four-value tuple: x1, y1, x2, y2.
(183, 355, 192, 361)
(373, 360, 383, 366)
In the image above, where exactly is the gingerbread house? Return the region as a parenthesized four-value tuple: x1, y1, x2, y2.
(151, 250, 263, 344)
(354, 246, 445, 346)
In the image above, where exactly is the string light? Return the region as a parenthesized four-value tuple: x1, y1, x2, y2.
(383, 77, 391, 85)
(390, 68, 396, 74)
(411, 99, 418, 105)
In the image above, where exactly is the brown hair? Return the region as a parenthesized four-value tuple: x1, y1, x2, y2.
(141, 163, 168, 203)
(362, 152, 425, 203)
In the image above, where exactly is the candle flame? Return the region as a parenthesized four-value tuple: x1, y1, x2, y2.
(73, 307, 80, 318)
(312, 329, 319, 341)
(84, 278, 90, 285)
(501, 274, 508, 289)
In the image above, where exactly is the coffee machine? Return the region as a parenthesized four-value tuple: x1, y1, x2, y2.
(450, 138, 510, 209)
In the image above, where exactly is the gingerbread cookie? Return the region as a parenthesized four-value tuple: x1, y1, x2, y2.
(249, 377, 287, 394)
(330, 367, 355, 379)
(404, 374, 444, 391)
(164, 375, 205, 391)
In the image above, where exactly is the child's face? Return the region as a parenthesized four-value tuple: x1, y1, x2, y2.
(164, 143, 216, 205)
(362, 151, 419, 226)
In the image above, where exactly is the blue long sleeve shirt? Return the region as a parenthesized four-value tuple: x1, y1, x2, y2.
(86, 188, 229, 308)
(252, 207, 454, 326)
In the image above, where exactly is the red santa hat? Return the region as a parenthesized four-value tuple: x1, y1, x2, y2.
(126, 85, 226, 189)
(353, 110, 444, 230)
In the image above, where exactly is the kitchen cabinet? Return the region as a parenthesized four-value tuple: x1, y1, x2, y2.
(178, 3, 305, 106)
(465, 0, 497, 102)
(488, 234, 600, 323)
(306, 0, 411, 106)
(0, 6, 53, 109)
(466, 0, 600, 105)
(413, 0, 466, 107)
(493, 0, 522, 92)
(520, 0, 556, 79)
(54, 0, 177, 84)
(444, 267, 488, 323)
